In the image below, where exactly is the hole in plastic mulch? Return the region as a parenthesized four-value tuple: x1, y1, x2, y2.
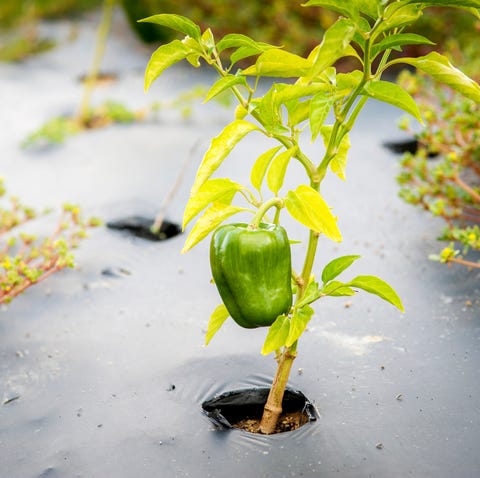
(106, 216, 181, 241)
(202, 387, 318, 434)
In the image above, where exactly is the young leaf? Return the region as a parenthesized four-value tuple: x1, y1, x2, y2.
(273, 83, 332, 108)
(230, 46, 264, 65)
(216, 33, 276, 53)
(139, 14, 201, 40)
(336, 71, 363, 92)
(204, 75, 247, 103)
(320, 280, 356, 297)
(286, 306, 314, 347)
(144, 40, 192, 91)
(320, 126, 351, 180)
(371, 33, 434, 60)
(321, 255, 361, 283)
(379, 3, 423, 34)
(363, 80, 423, 124)
(256, 87, 285, 134)
(411, 0, 480, 7)
(401, 52, 480, 103)
(348, 275, 404, 312)
(182, 203, 246, 253)
(250, 146, 283, 192)
(308, 18, 357, 79)
(296, 280, 321, 308)
(267, 147, 297, 195)
(243, 50, 313, 77)
(190, 120, 259, 196)
(302, 0, 359, 20)
(201, 28, 215, 50)
(285, 185, 342, 242)
(356, 0, 381, 18)
(287, 100, 311, 128)
(205, 304, 230, 346)
(261, 315, 291, 355)
(183, 178, 244, 229)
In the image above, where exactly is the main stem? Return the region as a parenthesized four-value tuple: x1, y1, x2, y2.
(78, 0, 115, 124)
(258, 38, 384, 434)
(259, 342, 298, 434)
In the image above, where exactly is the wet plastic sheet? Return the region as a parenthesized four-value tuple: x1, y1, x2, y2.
(1, 8, 480, 478)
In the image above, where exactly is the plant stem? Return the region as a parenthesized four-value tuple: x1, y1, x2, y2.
(249, 197, 284, 229)
(447, 256, 480, 269)
(151, 139, 200, 234)
(259, 342, 298, 434)
(453, 175, 480, 203)
(78, 0, 115, 124)
(258, 34, 387, 433)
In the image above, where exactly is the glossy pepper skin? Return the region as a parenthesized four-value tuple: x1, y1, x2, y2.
(210, 223, 292, 328)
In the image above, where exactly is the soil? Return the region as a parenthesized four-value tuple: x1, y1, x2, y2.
(78, 71, 118, 86)
(233, 410, 309, 434)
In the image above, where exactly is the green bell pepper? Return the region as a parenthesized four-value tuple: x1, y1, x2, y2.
(210, 222, 293, 328)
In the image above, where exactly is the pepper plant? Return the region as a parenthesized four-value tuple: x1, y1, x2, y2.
(143, 0, 480, 434)
(0, 178, 100, 304)
(397, 67, 480, 269)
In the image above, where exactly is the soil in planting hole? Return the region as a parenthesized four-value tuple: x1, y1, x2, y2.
(383, 138, 439, 158)
(78, 72, 118, 86)
(233, 410, 309, 434)
(107, 216, 181, 241)
(202, 388, 317, 435)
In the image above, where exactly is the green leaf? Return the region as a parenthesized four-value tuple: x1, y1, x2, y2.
(243, 50, 313, 77)
(273, 83, 332, 107)
(348, 275, 404, 312)
(267, 147, 297, 195)
(309, 18, 357, 79)
(412, 0, 480, 7)
(320, 126, 351, 180)
(250, 146, 283, 191)
(201, 27, 215, 50)
(401, 52, 480, 103)
(217, 34, 278, 66)
(216, 33, 276, 52)
(286, 306, 314, 347)
(183, 178, 244, 229)
(205, 304, 230, 346)
(371, 33, 434, 59)
(378, 3, 422, 34)
(468, 7, 480, 19)
(287, 99, 311, 127)
(144, 40, 192, 91)
(356, 0, 380, 18)
(285, 185, 342, 242)
(302, 0, 359, 19)
(336, 70, 363, 92)
(182, 203, 246, 253)
(139, 14, 201, 41)
(321, 280, 356, 296)
(190, 120, 259, 196)
(296, 281, 321, 308)
(255, 87, 285, 134)
(261, 315, 290, 355)
(204, 75, 247, 103)
(321, 255, 361, 283)
(230, 46, 263, 65)
(363, 80, 423, 124)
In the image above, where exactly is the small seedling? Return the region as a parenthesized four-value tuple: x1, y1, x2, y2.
(0, 179, 100, 304)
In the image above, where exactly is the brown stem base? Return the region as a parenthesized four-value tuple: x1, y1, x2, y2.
(259, 346, 297, 434)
